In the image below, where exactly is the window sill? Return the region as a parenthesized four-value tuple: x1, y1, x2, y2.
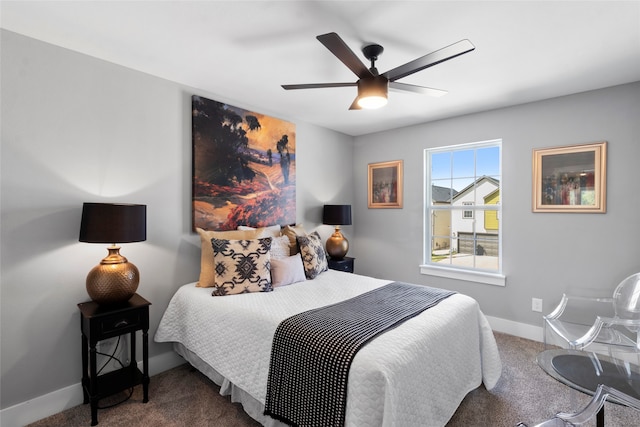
(420, 265, 506, 287)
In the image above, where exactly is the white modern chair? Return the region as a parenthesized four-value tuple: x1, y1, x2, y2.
(543, 272, 640, 361)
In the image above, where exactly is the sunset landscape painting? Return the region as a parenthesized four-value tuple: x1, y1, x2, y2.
(192, 95, 296, 230)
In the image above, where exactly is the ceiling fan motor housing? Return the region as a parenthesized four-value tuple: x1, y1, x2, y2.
(357, 75, 389, 109)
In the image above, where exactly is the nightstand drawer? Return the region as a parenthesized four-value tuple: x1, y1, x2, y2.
(99, 311, 143, 336)
(331, 262, 352, 272)
(327, 257, 355, 273)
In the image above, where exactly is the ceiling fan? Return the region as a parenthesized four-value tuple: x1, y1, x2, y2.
(282, 32, 475, 110)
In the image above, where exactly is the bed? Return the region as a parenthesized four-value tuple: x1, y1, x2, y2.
(155, 268, 502, 427)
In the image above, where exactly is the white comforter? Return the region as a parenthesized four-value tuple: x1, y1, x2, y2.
(155, 270, 502, 427)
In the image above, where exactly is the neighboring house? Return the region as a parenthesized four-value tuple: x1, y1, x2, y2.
(430, 185, 458, 250)
(450, 176, 500, 255)
(484, 188, 500, 232)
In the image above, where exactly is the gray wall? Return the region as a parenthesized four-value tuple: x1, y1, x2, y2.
(0, 30, 353, 409)
(352, 81, 640, 326)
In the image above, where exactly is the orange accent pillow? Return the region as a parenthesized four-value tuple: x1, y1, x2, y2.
(237, 225, 282, 237)
(282, 224, 307, 256)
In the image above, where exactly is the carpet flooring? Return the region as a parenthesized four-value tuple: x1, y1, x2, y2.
(27, 333, 640, 427)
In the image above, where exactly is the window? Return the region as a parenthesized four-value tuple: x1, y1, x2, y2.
(422, 139, 504, 286)
(462, 202, 474, 219)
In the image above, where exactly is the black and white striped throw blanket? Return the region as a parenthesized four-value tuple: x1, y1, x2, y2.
(264, 281, 456, 427)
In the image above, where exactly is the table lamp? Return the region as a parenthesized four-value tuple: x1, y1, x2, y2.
(79, 203, 146, 305)
(323, 204, 352, 260)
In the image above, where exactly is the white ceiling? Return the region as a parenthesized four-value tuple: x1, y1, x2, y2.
(2, 1, 639, 136)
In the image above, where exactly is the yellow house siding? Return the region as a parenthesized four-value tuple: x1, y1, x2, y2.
(484, 191, 499, 231)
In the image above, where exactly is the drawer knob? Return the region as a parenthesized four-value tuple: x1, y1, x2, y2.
(114, 319, 130, 328)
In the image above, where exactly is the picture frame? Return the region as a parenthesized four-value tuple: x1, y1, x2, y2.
(368, 160, 403, 209)
(192, 95, 296, 230)
(532, 141, 607, 213)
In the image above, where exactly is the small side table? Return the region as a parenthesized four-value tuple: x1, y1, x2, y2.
(78, 294, 151, 426)
(327, 256, 355, 273)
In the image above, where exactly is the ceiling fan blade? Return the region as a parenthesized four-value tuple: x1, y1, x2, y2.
(383, 39, 475, 82)
(348, 96, 362, 110)
(317, 32, 373, 80)
(282, 82, 356, 90)
(389, 82, 448, 97)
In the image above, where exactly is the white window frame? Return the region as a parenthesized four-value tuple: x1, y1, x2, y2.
(462, 202, 474, 219)
(421, 139, 505, 286)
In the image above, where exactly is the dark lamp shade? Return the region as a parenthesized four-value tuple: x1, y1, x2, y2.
(79, 203, 146, 244)
(323, 205, 352, 226)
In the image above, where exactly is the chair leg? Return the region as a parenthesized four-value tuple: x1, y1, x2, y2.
(555, 384, 640, 425)
(596, 406, 604, 427)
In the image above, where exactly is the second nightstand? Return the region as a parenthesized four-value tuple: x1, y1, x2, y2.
(327, 256, 355, 273)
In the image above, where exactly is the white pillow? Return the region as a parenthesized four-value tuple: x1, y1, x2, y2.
(270, 235, 292, 260)
(271, 254, 306, 287)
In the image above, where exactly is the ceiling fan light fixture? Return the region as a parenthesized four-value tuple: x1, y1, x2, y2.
(282, 33, 474, 110)
(357, 76, 388, 109)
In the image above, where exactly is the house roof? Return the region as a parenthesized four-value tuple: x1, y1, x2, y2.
(432, 185, 458, 203)
(1, 1, 639, 136)
(484, 188, 500, 202)
(452, 176, 500, 201)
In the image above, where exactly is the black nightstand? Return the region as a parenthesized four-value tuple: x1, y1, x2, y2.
(327, 256, 355, 273)
(78, 294, 151, 426)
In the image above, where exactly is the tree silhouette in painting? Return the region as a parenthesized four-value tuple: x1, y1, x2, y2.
(192, 97, 260, 186)
(245, 115, 261, 132)
(276, 135, 291, 184)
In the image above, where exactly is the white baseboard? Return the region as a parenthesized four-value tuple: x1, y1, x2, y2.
(1, 320, 540, 427)
(0, 383, 85, 427)
(0, 351, 185, 427)
(486, 315, 543, 343)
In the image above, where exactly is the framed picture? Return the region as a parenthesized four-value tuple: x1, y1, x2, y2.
(368, 160, 403, 209)
(532, 141, 607, 213)
(192, 95, 296, 230)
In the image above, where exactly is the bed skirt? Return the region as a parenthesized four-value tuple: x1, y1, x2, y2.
(174, 342, 287, 427)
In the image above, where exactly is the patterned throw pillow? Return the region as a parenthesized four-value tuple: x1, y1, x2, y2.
(195, 228, 259, 288)
(211, 237, 272, 296)
(296, 231, 328, 279)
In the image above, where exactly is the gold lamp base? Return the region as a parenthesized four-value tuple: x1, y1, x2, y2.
(86, 246, 139, 305)
(326, 226, 349, 260)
